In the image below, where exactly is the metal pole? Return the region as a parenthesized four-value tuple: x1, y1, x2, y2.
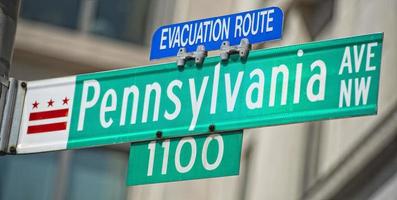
(0, 0, 19, 76)
(0, 0, 20, 154)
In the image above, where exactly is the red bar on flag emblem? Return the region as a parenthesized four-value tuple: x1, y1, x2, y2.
(27, 108, 69, 134)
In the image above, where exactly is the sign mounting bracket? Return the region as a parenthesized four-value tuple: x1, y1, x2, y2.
(176, 45, 208, 67)
(0, 78, 25, 154)
(220, 38, 252, 61)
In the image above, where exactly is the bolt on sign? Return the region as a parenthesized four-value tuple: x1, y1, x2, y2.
(15, 33, 383, 154)
(127, 131, 243, 185)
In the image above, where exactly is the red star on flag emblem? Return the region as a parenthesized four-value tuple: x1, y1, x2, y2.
(62, 97, 69, 105)
(32, 101, 39, 109)
(48, 99, 54, 107)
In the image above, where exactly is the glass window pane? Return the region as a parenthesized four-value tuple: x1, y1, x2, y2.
(20, 0, 81, 29)
(0, 152, 58, 200)
(66, 149, 128, 200)
(91, 0, 151, 45)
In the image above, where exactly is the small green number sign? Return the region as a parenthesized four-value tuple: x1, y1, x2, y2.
(127, 131, 243, 185)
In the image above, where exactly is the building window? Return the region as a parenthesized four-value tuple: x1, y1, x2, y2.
(20, 0, 152, 45)
(91, 0, 151, 45)
(0, 148, 128, 200)
(20, 0, 81, 29)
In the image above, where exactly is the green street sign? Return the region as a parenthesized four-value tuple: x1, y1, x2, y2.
(16, 33, 383, 153)
(127, 131, 243, 185)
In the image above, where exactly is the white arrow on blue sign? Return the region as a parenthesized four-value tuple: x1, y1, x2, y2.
(150, 6, 284, 60)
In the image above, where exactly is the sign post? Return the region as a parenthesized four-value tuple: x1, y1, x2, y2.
(0, 0, 20, 154)
(12, 33, 383, 154)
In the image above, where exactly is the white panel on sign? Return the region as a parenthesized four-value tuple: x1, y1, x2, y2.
(17, 76, 76, 153)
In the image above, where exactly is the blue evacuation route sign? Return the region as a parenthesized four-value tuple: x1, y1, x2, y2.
(150, 6, 284, 60)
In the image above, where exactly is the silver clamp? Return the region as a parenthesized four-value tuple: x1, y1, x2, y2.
(220, 38, 251, 61)
(177, 45, 208, 67)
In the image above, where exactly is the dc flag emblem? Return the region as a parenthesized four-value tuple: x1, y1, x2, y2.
(27, 97, 70, 134)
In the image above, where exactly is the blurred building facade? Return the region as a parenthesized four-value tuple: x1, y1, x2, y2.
(0, 0, 396, 199)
